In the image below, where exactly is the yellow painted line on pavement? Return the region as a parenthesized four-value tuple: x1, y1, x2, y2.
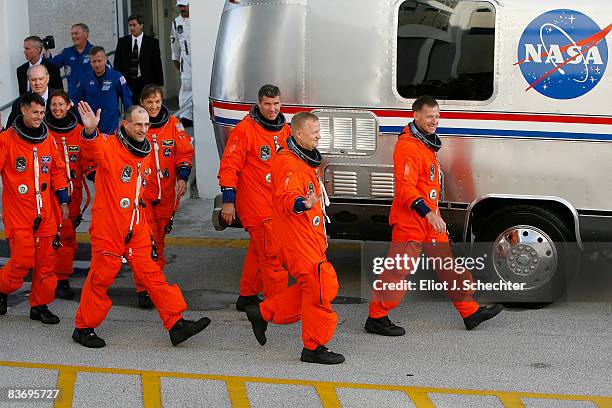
(141, 373, 162, 408)
(1, 360, 610, 408)
(314, 383, 342, 408)
(225, 379, 251, 407)
(405, 390, 437, 407)
(496, 393, 527, 408)
(53, 367, 77, 408)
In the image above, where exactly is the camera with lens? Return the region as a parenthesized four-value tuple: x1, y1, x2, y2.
(42, 35, 55, 50)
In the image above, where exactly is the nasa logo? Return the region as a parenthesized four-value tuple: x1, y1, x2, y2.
(517, 9, 610, 99)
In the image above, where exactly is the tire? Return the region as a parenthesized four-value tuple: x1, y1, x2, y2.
(474, 205, 577, 307)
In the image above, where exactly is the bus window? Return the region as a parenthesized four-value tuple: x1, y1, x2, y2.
(396, 0, 495, 101)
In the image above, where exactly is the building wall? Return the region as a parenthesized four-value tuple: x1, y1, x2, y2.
(191, 0, 226, 198)
(28, 0, 119, 59)
(0, 0, 31, 125)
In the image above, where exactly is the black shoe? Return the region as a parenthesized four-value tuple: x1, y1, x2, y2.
(236, 295, 262, 312)
(300, 345, 345, 365)
(72, 328, 106, 348)
(0, 292, 6, 315)
(137, 291, 154, 309)
(463, 304, 504, 330)
(169, 317, 211, 346)
(364, 316, 405, 336)
(55, 279, 74, 300)
(245, 304, 268, 346)
(30, 305, 60, 325)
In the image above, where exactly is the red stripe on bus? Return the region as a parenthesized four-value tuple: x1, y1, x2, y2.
(211, 101, 612, 125)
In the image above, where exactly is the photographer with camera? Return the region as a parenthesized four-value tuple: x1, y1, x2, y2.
(44, 23, 93, 102)
(17, 36, 63, 95)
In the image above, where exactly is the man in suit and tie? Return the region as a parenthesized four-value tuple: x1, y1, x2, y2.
(113, 15, 164, 104)
(17, 36, 63, 96)
(5, 65, 58, 130)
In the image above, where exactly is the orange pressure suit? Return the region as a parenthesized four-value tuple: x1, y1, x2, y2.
(368, 124, 479, 319)
(46, 111, 94, 281)
(218, 107, 291, 298)
(257, 139, 339, 350)
(138, 107, 193, 280)
(74, 128, 187, 331)
(0, 120, 68, 306)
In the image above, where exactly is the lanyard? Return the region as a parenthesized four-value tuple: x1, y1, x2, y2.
(151, 134, 163, 204)
(125, 163, 142, 244)
(61, 137, 74, 195)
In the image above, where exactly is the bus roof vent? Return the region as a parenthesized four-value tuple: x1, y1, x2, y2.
(311, 110, 378, 156)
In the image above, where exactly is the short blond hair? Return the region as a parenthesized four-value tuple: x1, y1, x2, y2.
(291, 111, 319, 134)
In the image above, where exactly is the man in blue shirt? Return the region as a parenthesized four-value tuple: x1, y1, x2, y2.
(45, 23, 94, 102)
(74, 46, 132, 134)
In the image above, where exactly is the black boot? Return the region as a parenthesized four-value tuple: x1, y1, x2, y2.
(30, 305, 60, 324)
(245, 304, 267, 346)
(300, 345, 345, 365)
(463, 304, 504, 330)
(72, 328, 106, 348)
(364, 316, 405, 336)
(137, 291, 154, 309)
(55, 279, 74, 300)
(0, 292, 7, 315)
(236, 295, 262, 312)
(169, 317, 211, 346)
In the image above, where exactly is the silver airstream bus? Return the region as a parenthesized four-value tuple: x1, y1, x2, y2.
(209, 0, 612, 302)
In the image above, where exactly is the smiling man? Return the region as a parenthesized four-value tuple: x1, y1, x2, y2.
(72, 102, 210, 348)
(46, 23, 94, 102)
(73, 46, 132, 134)
(364, 95, 504, 337)
(244, 111, 345, 365)
(218, 84, 291, 312)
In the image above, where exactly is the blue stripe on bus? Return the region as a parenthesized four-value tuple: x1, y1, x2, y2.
(214, 117, 612, 141)
(381, 126, 612, 141)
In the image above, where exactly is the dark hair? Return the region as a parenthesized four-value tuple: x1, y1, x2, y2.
(24, 36, 43, 50)
(291, 111, 319, 134)
(128, 14, 144, 25)
(412, 95, 439, 112)
(21, 92, 46, 109)
(49, 89, 71, 105)
(72, 23, 90, 33)
(140, 84, 164, 102)
(258, 84, 281, 101)
(89, 46, 106, 57)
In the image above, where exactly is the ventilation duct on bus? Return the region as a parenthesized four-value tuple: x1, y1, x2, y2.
(311, 110, 378, 156)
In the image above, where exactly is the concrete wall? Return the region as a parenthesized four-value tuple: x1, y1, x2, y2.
(0, 0, 30, 125)
(191, 0, 226, 198)
(28, 0, 119, 59)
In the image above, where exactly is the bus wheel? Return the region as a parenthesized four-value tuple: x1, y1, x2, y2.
(474, 205, 576, 308)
